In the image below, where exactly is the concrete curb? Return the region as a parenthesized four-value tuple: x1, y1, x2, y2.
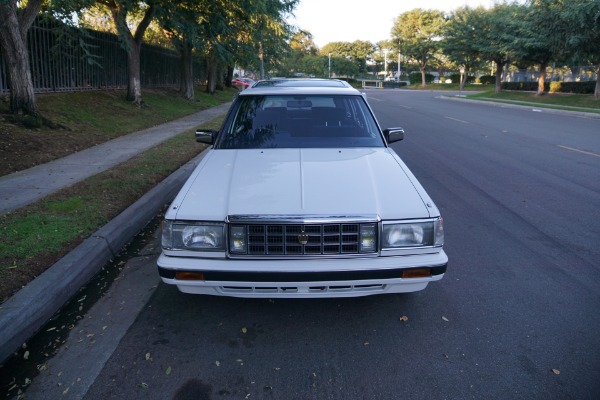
(440, 95, 600, 119)
(0, 149, 208, 364)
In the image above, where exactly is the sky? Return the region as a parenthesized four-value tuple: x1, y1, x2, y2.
(289, 0, 496, 48)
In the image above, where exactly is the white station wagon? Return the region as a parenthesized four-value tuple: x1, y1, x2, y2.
(158, 79, 447, 298)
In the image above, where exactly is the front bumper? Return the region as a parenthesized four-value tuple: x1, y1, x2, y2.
(157, 250, 448, 298)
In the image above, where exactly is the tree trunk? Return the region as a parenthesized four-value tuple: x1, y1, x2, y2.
(0, 0, 43, 116)
(595, 63, 600, 100)
(107, 1, 154, 106)
(459, 67, 468, 92)
(420, 65, 427, 88)
(215, 64, 224, 91)
(126, 41, 143, 103)
(494, 60, 505, 94)
(225, 66, 234, 88)
(259, 41, 265, 80)
(179, 41, 194, 100)
(205, 51, 217, 95)
(536, 62, 547, 96)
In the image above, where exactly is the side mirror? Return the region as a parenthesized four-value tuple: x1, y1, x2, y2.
(383, 127, 404, 144)
(195, 129, 218, 144)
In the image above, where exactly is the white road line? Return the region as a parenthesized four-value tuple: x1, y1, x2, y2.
(397, 105, 412, 109)
(444, 116, 470, 124)
(557, 145, 600, 158)
(366, 96, 384, 102)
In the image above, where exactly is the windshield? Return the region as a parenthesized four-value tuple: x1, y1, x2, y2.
(215, 95, 385, 149)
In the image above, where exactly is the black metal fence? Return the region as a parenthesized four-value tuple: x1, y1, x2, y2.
(0, 16, 187, 93)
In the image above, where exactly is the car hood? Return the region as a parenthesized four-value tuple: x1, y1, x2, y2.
(169, 148, 432, 221)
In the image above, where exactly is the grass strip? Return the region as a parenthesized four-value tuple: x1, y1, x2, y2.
(0, 116, 223, 302)
(0, 86, 236, 176)
(406, 83, 485, 91)
(466, 90, 600, 112)
(37, 87, 234, 137)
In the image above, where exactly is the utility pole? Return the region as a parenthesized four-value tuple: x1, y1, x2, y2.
(384, 49, 389, 79)
(328, 53, 331, 78)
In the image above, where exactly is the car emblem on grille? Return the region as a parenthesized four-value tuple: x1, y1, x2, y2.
(298, 229, 309, 245)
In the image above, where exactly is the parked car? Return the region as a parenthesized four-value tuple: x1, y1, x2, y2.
(232, 77, 255, 89)
(158, 78, 447, 298)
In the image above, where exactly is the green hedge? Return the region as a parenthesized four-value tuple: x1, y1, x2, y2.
(477, 75, 496, 84)
(409, 72, 435, 84)
(548, 81, 596, 94)
(501, 82, 541, 91)
(500, 81, 596, 94)
(449, 74, 475, 84)
(382, 81, 408, 88)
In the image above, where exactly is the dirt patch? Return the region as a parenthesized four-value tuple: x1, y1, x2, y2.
(0, 119, 105, 176)
(0, 245, 76, 303)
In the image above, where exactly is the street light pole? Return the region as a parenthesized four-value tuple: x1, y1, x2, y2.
(328, 53, 331, 78)
(383, 49, 389, 80)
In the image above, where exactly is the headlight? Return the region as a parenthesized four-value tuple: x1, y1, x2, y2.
(382, 219, 443, 248)
(162, 221, 225, 251)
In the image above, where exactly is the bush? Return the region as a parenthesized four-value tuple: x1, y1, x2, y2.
(477, 75, 495, 84)
(449, 74, 475, 84)
(501, 82, 541, 91)
(548, 81, 596, 94)
(382, 81, 408, 88)
(409, 72, 435, 84)
(500, 81, 595, 94)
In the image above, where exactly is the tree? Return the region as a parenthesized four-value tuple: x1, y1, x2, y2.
(562, 0, 600, 99)
(0, 0, 43, 116)
(511, 1, 567, 96)
(156, 0, 216, 99)
(442, 6, 486, 90)
(251, 0, 297, 80)
(290, 30, 318, 55)
(296, 54, 327, 77)
(320, 40, 374, 75)
(391, 8, 446, 88)
(349, 40, 375, 75)
(201, 0, 297, 87)
(471, 4, 519, 93)
(320, 41, 352, 58)
(371, 42, 396, 79)
(330, 56, 358, 77)
(278, 30, 319, 77)
(98, 0, 156, 105)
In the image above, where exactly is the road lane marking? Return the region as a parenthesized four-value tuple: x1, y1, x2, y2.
(366, 96, 384, 102)
(397, 105, 412, 109)
(558, 145, 600, 158)
(444, 116, 470, 124)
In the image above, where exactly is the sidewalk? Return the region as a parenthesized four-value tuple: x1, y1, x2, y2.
(0, 103, 231, 363)
(0, 102, 231, 215)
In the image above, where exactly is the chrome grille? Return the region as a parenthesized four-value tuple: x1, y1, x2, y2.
(230, 223, 375, 256)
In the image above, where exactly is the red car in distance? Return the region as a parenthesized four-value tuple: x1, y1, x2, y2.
(232, 77, 255, 89)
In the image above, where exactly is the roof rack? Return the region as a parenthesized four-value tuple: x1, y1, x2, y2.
(252, 78, 352, 88)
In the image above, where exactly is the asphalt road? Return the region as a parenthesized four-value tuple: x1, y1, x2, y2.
(23, 91, 600, 400)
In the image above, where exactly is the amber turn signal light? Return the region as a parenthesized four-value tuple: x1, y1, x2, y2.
(175, 271, 205, 281)
(401, 268, 432, 279)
